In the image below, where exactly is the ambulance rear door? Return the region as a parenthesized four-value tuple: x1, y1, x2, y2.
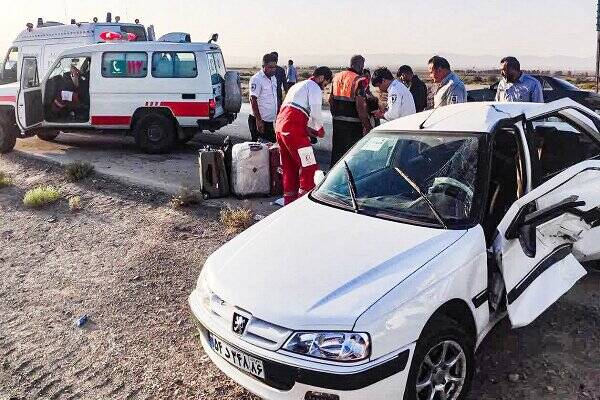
(206, 52, 225, 117)
(16, 56, 43, 130)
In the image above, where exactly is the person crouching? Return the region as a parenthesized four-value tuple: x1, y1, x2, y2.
(275, 66, 333, 205)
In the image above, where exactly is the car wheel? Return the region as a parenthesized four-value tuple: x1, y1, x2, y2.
(403, 316, 474, 400)
(37, 129, 60, 142)
(134, 113, 175, 154)
(0, 122, 17, 153)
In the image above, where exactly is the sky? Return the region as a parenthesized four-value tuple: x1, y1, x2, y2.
(1, 0, 597, 67)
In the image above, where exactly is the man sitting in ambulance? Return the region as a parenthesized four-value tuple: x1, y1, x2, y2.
(50, 64, 90, 121)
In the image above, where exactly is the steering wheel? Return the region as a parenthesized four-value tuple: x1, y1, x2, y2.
(428, 177, 473, 203)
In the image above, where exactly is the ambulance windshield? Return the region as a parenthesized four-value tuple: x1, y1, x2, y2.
(312, 131, 484, 228)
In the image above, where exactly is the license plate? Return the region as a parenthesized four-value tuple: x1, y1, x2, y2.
(209, 333, 266, 379)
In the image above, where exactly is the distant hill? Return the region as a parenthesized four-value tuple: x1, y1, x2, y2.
(228, 53, 595, 72)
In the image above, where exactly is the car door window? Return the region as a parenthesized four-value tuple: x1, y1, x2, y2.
(21, 57, 39, 88)
(531, 113, 600, 184)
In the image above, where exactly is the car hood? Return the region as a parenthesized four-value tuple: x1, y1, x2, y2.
(204, 197, 466, 330)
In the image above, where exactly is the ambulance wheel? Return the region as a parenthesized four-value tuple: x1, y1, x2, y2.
(0, 122, 16, 153)
(37, 129, 60, 142)
(134, 113, 175, 154)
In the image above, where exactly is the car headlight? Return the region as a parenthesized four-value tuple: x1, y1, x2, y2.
(283, 332, 370, 362)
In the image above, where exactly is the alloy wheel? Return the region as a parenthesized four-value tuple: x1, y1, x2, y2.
(415, 340, 467, 400)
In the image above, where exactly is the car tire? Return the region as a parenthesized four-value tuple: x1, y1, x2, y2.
(37, 129, 60, 142)
(403, 315, 475, 400)
(134, 113, 175, 154)
(0, 122, 16, 153)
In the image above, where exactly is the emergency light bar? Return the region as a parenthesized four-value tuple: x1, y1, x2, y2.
(99, 31, 137, 42)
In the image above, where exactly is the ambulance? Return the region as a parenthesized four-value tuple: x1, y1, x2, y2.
(0, 28, 241, 154)
(0, 13, 152, 85)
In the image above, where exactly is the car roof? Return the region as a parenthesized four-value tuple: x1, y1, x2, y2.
(58, 41, 221, 55)
(373, 100, 579, 133)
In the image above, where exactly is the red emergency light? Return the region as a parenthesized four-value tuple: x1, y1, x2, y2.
(99, 31, 122, 41)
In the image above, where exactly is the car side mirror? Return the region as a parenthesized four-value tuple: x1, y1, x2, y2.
(314, 170, 325, 186)
(505, 195, 586, 258)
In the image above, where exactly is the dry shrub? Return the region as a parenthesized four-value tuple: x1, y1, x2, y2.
(69, 196, 82, 212)
(23, 186, 61, 208)
(0, 171, 12, 188)
(65, 161, 94, 182)
(220, 206, 254, 234)
(171, 187, 202, 209)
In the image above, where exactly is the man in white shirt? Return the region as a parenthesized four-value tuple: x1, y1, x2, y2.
(275, 66, 333, 205)
(248, 53, 278, 142)
(370, 67, 416, 121)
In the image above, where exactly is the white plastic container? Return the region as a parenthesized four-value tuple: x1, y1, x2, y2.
(231, 142, 270, 196)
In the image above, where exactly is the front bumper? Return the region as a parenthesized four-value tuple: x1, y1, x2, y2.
(189, 288, 415, 400)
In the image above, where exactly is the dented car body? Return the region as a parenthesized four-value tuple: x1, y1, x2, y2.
(190, 98, 600, 400)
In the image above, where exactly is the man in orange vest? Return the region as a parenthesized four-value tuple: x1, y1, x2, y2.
(329, 55, 372, 168)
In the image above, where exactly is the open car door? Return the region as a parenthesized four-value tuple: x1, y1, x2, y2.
(16, 56, 43, 130)
(493, 160, 600, 328)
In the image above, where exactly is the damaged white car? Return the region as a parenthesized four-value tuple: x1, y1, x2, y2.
(189, 98, 600, 400)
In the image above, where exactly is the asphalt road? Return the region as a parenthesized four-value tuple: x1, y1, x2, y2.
(13, 104, 333, 195)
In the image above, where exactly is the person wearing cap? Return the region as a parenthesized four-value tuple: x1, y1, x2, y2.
(371, 67, 416, 121)
(397, 65, 428, 112)
(276, 66, 333, 205)
(428, 56, 466, 108)
(248, 53, 278, 142)
(329, 55, 372, 167)
(495, 56, 544, 103)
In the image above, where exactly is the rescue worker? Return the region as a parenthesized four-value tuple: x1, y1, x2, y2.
(397, 65, 428, 112)
(495, 56, 544, 103)
(329, 55, 372, 168)
(249, 53, 278, 142)
(275, 66, 333, 205)
(428, 56, 467, 108)
(371, 67, 416, 121)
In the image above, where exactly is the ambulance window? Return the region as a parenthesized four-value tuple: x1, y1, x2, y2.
(4, 47, 18, 72)
(151, 52, 197, 78)
(21, 58, 39, 88)
(2, 47, 18, 83)
(207, 53, 225, 85)
(102, 52, 148, 78)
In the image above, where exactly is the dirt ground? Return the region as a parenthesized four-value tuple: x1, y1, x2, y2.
(0, 152, 599, 400)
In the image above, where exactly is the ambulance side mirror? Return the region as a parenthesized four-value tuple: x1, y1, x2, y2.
(314, 170, 325, 186)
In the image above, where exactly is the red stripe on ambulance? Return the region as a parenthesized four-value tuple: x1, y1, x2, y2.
(160, 101, 210, 117)
(91, 116, 132, 125)
(0, 95, 16, 102)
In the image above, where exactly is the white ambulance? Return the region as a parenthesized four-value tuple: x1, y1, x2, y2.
(0, 33, 241, 153)
(0, 13, 152, 85)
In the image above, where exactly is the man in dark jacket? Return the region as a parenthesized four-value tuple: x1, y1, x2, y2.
(398, 65, 427, 112)
(271, 52, 287, 109)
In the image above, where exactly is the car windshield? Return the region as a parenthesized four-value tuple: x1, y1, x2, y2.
(312, 131, 483, 228)
(554, 78, 580, 91)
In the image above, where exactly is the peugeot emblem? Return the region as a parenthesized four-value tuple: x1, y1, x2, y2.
(232, 312, 249, 335)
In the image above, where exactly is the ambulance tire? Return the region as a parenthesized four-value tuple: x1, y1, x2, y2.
(134, 113, 175, 154)
(37, 129, 60, 142)
(0, 122, 16, 153)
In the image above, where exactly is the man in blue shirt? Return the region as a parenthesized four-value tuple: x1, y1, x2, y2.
(428, 56, 467, 108)
(495, 56, 544, 103)
(286, 59, 297, 91)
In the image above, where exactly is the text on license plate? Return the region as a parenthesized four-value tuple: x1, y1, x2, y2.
(209, 333, 266, 379)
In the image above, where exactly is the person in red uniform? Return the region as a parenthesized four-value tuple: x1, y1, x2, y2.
(275, 66, 333, 205)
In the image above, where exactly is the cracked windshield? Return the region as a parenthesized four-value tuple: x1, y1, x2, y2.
(313, 131, 482, 227)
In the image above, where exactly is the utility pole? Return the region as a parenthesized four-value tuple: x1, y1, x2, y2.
(596, 0, 600, 92)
